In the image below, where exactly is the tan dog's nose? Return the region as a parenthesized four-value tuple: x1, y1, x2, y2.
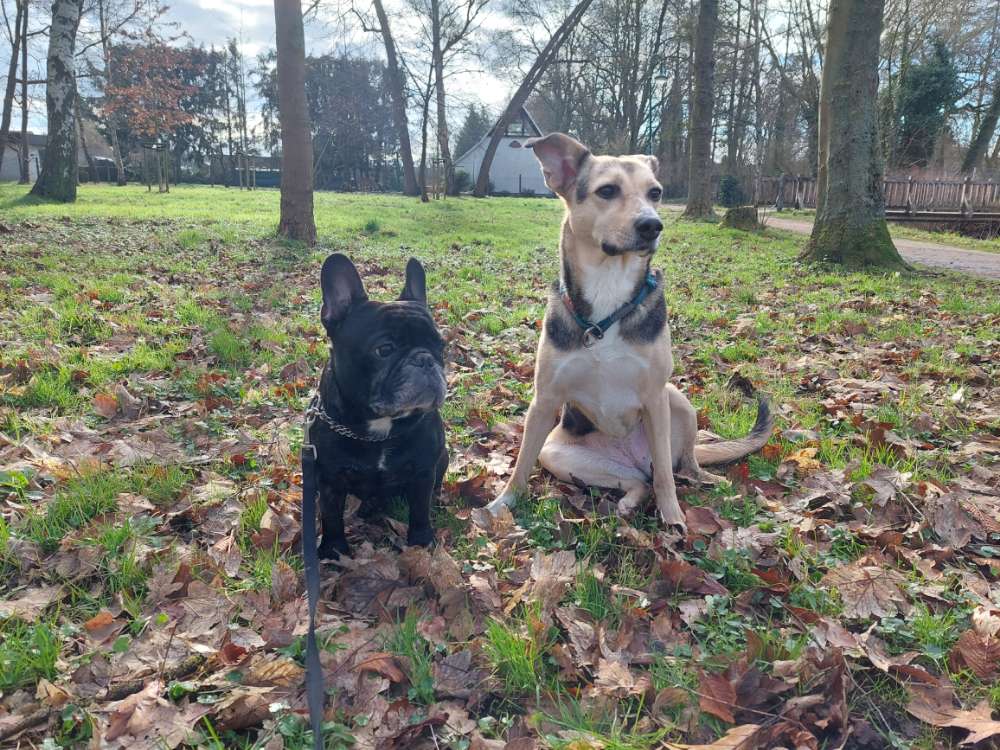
(635, 217, 663, 241)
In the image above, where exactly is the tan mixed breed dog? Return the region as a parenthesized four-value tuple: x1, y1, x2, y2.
(486, 132, 773, 531)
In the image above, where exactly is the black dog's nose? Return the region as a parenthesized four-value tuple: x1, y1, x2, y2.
(412, 351, 436, 369)
(635, 217, 663, 241)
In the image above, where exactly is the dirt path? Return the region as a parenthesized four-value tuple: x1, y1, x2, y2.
(764, 216, 1000, 280)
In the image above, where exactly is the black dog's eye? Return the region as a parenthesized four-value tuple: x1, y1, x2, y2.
(375, 343, 395, 358)
(648, 187, 662, 202)
(596, 184, 619, 199)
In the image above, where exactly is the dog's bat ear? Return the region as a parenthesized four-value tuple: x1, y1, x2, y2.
(524, 132, 590, 198)
(320, 253, 368, 331)
(399, 258, 427, 305)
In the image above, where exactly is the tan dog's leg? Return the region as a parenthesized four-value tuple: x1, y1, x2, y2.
(539, 426, 651, 516)
(643, 387, 685, 529)
(487, 395, 559, 514)
(666, 385, 726, 485)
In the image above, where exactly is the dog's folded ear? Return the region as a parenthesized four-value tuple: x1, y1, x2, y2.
(321, 253, 368, 331)
(399, 258, 427, 305)
(629, 154, 660, 176)
(524, 132, 590, 198)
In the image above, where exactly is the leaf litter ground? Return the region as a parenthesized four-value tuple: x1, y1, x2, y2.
(0, 186, 999, 750)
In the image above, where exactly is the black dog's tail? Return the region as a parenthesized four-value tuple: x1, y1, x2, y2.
(694, 397, 774, 466)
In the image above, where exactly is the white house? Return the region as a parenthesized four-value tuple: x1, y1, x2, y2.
(454, 107, 552, 196)
(0, 132, 43, 182)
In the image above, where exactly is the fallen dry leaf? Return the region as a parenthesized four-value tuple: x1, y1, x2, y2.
(907, 684, 1000, 745)
(0, 585, 63, 620)
(664, 724, 761, 749)
(948, 629, 1000, 680)
(698, 669, 737, 724)
(819, 557, 909, 619)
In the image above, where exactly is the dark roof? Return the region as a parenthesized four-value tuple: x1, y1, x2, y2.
(2, 132, 46, 148)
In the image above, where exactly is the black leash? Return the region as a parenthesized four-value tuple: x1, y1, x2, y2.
(301, 401, 324, 750)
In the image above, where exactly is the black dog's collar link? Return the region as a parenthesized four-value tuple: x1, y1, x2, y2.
(559, 272, 658, 348)
(306, 393, 392, 443)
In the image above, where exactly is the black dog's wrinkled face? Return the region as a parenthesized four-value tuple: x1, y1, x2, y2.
(320, 254, 446, 419)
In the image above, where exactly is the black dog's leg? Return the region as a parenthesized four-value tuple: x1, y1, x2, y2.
(317, 478, 350, 559)
(405, 475, 436, 547)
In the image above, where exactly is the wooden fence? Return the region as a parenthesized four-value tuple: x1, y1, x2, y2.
(755, 175, 1000, 215)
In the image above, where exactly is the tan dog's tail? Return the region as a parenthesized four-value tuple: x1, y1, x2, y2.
(694, 398, 774, 466)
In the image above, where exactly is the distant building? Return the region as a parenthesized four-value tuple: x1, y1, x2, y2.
(454, 106, 551, 196)
(1, 121, 115, 182)
(0, 132, 44, 182)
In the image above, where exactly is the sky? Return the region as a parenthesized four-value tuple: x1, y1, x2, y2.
(0, 0, 511, 138)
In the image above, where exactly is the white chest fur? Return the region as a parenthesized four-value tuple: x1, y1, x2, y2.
(550, 330, 654, 437)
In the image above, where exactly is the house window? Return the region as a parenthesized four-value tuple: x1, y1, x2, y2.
(505, 118, 527, 137)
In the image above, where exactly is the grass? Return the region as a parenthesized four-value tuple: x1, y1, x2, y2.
(0, 183, 996, 748)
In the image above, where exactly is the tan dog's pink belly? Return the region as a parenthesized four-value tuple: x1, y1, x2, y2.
(570, 420, 653, 479)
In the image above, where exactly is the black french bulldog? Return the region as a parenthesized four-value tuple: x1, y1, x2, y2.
(311, 253, 448, 559)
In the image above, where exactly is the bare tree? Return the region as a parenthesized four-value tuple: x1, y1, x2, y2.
(961, 78, 999, 174)
(17, 0, 28, 182)
(32, 0, 85, 202)
(274, 0, 317, 244)
(353, 0, 420, 195)
(407, 0, 488, 195)
(804, 0, 908, 269)
(0, 0, 24, 177)
(472, 0, 594, 197)
(682, 0, 719, 219)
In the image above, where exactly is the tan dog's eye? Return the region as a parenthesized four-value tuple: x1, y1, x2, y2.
(596, 185, 619, 199)
(648, 187, 662, 202)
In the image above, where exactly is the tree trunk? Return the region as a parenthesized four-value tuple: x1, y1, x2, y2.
(0, 0, 24, 177)
(31, 0, 84, 203)
(430, 0, 455, 196)
(98, 0, 127, 185)
(472, 0, 595, 198)
(18, 0, 29, 183)
(77, 96, 97, 182)
(804, 0, 908, 271)
(372, 0, 419, 196)
(273, 0, 317, 244)
(960, 78, 1000, 175)
(682, 0, 719, 220)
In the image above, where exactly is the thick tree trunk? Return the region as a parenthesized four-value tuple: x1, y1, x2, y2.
(31, 0, 84, 203)
(430, 0, 455, 196)
(960, 78, 1000, 175)
(682, 0, 719, 220)
(805, 0, 908, 271)
(273, 0, 317, 245)
(472, 0, 595, 198)
(372, 0, 419, 196)
(0, 0, 24, 177)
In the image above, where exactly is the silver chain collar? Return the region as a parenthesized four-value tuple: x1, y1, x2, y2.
(305, 394, 391, 443)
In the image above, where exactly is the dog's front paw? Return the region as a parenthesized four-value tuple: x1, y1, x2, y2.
(317, 535, 350, 560)
(407, 525, 435, 547)
(655, 491, 687, 535)
(486, 489, 517, 516)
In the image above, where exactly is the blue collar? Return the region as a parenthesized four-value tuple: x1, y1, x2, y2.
(559, 272, 658, 347)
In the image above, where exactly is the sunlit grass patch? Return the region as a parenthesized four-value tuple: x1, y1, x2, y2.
(20, 470, 126, 553)
(0, 619, 61, 692)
